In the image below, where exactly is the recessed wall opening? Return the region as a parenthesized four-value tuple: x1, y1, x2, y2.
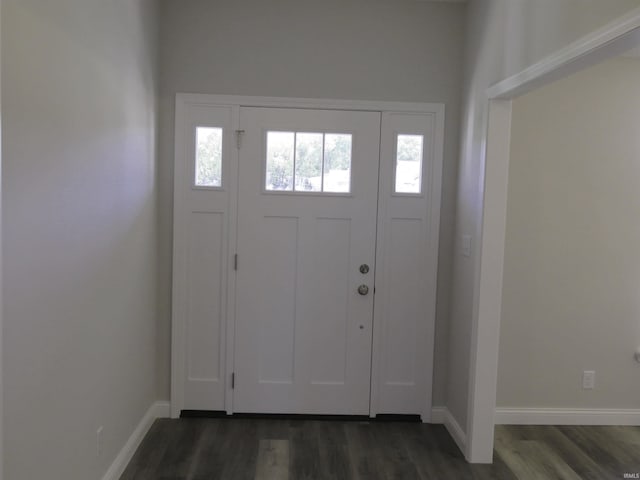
(471, 19, 640, 464)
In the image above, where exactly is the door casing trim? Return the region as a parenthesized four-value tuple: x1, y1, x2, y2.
(176, 93, 445, 115)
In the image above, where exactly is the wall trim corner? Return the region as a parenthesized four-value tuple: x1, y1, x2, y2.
(431, 407, 467, 456)
(100, 401, 170, 480)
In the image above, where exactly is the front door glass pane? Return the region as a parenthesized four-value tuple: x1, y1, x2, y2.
(323, 134, 352, 193)
(295, 133, 323, 192)
(266, 131, 295, 191)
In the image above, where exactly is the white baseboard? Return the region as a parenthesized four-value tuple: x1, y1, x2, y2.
(101, 401, 171, 480)
(495, 407, 640, 426)
(431, 407, 467, 455)
(430, 406, 446, 424)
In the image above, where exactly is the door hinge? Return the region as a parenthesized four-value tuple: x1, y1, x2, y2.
(234, 254, 238, 271)
(235, 130, 245, 149)
(231, 372, 235, 389)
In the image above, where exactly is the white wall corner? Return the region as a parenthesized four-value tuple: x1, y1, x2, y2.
(495, 408, 640, 426)
(152, 401, 171, 419)
(430, 406, 446, 423)
(431, 407, 467, 455)
(100, 401, 171, 480)
(1, 1, 4, 477)
(465, 99, 513, 465)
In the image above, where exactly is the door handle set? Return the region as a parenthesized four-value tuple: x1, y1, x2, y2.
(358, 264, 370, 295)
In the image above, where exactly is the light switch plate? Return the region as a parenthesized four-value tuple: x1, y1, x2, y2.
(583, 370, 595, 390)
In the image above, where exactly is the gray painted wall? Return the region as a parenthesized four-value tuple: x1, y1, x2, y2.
(157, 0, 467, 407)
(499, 57, 640, 409)
(2, 1, 158, 478)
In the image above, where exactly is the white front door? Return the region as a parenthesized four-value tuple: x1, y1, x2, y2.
(234, 107, 381, 415)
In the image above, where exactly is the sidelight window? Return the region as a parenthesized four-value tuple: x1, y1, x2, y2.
(394, 134, 423, 194)
(195, 127, 223, 187)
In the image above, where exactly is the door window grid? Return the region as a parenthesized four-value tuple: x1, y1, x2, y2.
(194, 127, 223, 188)
(266, 131, 352, 193)
(394, 134, 423, 194)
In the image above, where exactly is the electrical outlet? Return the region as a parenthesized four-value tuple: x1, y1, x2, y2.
(582, 370, 595, 390)
(96, 426, 104, 457)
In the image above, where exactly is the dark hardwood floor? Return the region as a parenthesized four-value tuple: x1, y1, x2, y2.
(120, 417, 640, 479)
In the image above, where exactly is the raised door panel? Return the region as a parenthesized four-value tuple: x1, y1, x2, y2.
(307, 217, 352, 385)
(185, 211, 225, 408)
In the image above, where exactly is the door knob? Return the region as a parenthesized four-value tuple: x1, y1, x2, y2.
(359, 264, 370, 274)
(358, 284, 369, 296)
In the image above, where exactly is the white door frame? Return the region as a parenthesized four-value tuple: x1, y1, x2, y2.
(171, 94, 445, 419)
(0, 0, 4, 476)
(466, 8, 640, 463)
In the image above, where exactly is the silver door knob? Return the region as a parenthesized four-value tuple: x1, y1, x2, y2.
(359, 264, 370, 274)
(358, 285, 369, 296)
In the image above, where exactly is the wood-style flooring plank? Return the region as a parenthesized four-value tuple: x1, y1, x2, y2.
(315, 421, 351, 480)
(369, 423, 422, 480)
(119, 419, 174, 480)
(344, 422, 386, 480)
(501, 425, 617, 480)
(495, 428, 582, 480)
(558, 425, 640, 474)
(397, 423, 468, 480)
(469, 455, 520, 480)
(217, 419, 260, 480)
(153, 418, 205, 480)
(255, 439, 289, 480)
(289, 421, 323, 480)
(119, 418, 640, 480)
(181, 419, 226, 479)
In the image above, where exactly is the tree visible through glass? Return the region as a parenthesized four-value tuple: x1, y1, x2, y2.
(266, 131, 352, 193)
(195, 127, 223, 187)
(395, 134, 423, 194)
